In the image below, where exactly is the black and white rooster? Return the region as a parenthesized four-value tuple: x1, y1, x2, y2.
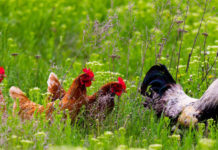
(140, 64, 218, 127)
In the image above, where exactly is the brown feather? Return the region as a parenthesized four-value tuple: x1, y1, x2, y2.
(10, 72, 90, 121)
(60, 73, 88, 121)
(85, 82, 120, 121)
(47, 72, 66, 101)
(10, 86, 55, 120)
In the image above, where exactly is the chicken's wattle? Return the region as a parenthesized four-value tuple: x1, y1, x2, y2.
(85, 81, 92, 87)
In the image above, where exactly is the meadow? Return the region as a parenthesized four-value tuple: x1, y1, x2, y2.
(0, 0, 218, 149)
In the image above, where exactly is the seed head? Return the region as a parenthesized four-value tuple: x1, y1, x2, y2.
(35, 55, 41, 59)
(202, 32, 208, 37)
(11, 53, 18, 57)
(175, 20, 184, 24)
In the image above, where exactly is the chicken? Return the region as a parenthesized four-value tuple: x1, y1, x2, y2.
(0, 67, 6, 113)
(85, 77, 126, 121)
(140, 64, 218, 127)
(10, 86, 55, 120)
(58, 68, 94, 121)
(178, 79, 218, 126)
(10, 68, 95, 121)
(47, 75, 127, 121)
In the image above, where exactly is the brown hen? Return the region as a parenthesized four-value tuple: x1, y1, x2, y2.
(85, 77, 126, 121)
(10, 68, 94, 121)
(47, 76, 127, 121)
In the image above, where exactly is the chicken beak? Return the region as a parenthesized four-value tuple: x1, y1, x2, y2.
(123, 89, 127, 93)
(92, 78, 95, 81)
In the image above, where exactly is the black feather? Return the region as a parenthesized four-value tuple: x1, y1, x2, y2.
(140, 64, 176, 97)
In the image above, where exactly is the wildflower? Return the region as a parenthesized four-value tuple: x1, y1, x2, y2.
(197, 138, 215, 150)
(16, 145, 21, 149)
(82, 11, 87, 15)
(160, 57, 166, 60)
(134, 31, 141, 37)
(192, 29, 198, 34)
(48, 146, 87, 150)
(11, 135, 18, 139)
(129, 148, 147, 150)
(169, 134, 181, 141)
(86, 61, 103, 66)
(148, 144, 162, 150)
(192, 13, 200, 17)
(115, 145, 128, 150)
(61, 24, 67, 30)
(34, 87, 40, 91)
(194, 22, 200, 27)
(20, 139, 34, 144)
(187, 47, 192, 51)
(97, 135, 105, 141)
(184, 25, 190, 29)
(96, 71, 122, 76)
(178, 65, 185, 68)
(104, 131, 114, 137)
(131, 85, 136, 88)
(208, 75, 214, 79)
(136, 41, 142, 45)
(41, 92, 51, 97)
(34, 132, 46, 137)
(97, 142, 103, 147)
(207, 45, 218, 50)
(146, 3, 154, 8)
(8, 38, 14, 43)
(191, 60, 200, 63)
(90, 138, 99, 143)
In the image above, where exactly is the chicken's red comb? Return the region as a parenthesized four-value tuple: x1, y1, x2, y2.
(118, 77, 126, 90)
(83, 68, 94, 78)
(0, 67, 5, 74)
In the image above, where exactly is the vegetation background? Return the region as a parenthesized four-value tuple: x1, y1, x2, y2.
(0, 0, 217, 149)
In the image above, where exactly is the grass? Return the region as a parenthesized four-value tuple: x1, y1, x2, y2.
(0, 0, 218, 149)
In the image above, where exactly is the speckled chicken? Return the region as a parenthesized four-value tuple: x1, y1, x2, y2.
(85, 77, 126, 121)
(140, 64, 218, 127)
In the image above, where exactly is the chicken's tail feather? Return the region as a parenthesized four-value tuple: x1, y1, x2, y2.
(47, 72, 65, 101)
(9, 86, 28, 101)
(140, 64, 176, 97)
(10, 86, 31, 116)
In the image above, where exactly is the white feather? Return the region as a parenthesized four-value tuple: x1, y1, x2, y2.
(197, 79, 218, 109)
(47, 72, 58, 91)
(9, 86, 24, 99)
(163, 84, 198, 118)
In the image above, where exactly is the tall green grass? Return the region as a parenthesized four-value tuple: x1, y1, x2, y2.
(0, 0, 218, 149)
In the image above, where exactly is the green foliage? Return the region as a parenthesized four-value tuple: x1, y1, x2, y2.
(0, 0, 218, 149)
